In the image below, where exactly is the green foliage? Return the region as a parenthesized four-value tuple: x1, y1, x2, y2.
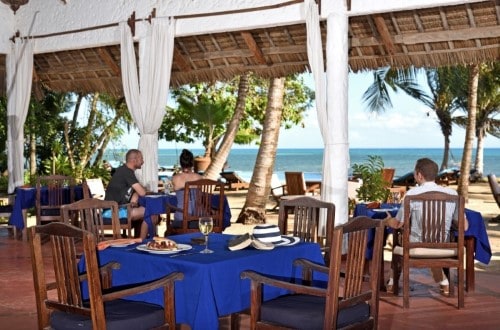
(158, 74, 315, 153)
(351, 155, 389, 202)
(0, 175, 8, 192)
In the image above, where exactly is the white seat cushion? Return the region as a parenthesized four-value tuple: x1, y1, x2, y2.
(393, 246, 457, 258)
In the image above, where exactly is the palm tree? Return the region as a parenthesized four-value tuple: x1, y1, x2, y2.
(204, 73, 250, 180)
(363, 66, 463, 171)
(237, 77, 285, 224)
(453, 62, 500, 178)
(457, 64, 480, 201)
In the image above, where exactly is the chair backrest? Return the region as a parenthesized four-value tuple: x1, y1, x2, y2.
(284, 172, 307, 195)
(61, 198, 121, 242)
(28, 222, 107, 329)
(402, 191, 465, 248)
(278, 196, 335, 264)
(177, 178, 225, 233)
(82, 178, 106, 200)
(487, 174, 500, 208)
(36, 175, 76, 225)
(381, 168, 395, 188)
(325, 216, 385, 329)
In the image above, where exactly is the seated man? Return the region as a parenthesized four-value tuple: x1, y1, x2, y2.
(384, 158, 468, 296)
(105, 149, 149, 239)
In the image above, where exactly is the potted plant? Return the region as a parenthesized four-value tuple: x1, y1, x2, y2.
(351, 155, 390, 205)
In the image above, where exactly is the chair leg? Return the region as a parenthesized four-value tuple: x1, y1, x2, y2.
(403, 264, 410, 308)
(230, 313, 240, 330)
(392, 255, 401, 296)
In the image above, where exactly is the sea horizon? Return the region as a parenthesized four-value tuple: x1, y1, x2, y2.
(104, 147, 500, 180)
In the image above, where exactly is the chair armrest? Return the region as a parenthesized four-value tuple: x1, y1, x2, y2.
(293, 258, 329, 274)
(64, 262, 120, 292)
(78, 262, 121, 289)
(165, 203, 183, 221)
(305, 183, 320, 195)
(101, 271, 184, 302)
(293, 258, 329, 283)
(241, 270, 326, 297)
(271, 184, 286, 197)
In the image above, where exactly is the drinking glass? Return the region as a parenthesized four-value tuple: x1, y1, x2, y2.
(199, 216, 214, 254)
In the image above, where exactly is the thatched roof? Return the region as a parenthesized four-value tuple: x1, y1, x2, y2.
(1, 1, 499, 97)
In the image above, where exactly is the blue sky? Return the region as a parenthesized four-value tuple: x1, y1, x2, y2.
(123, 71, 499, 149)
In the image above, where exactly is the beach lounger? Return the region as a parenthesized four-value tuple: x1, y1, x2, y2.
(220, 171, 250, 191)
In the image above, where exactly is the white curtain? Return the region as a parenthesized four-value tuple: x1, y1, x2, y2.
(7, 40, 34, 193)
(120, 18, 175, 191)
(305, 0, 349, 226)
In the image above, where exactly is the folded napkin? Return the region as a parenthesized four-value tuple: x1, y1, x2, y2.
(97, 238, 142, 251)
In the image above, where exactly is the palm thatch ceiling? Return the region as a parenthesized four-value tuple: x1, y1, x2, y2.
(0, 1, 499, 97)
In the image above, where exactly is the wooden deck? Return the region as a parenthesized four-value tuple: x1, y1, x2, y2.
(1, 228, 499, 330)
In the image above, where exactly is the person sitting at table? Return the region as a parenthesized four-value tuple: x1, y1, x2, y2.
(170, 149, 203, 226)
(383, 157, 468, 296)
(105, 149, 149, 239)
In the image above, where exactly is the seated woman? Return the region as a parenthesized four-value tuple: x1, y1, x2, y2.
(171, 149, 203, 227)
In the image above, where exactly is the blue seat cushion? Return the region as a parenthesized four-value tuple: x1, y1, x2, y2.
(102, 207, 129, 225)
(260, 294, 370, 329)
(50, 299, 165, 330)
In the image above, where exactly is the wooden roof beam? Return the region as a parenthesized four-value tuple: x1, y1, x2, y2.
(241, 31, 270, 66)
(97, 47, 121, 76)
(373, 14, 395, 55)
(173, 48, 192, 72)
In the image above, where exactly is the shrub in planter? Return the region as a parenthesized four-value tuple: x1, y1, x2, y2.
(351, 155, 389, 203)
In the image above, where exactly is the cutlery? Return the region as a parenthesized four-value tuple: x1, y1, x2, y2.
(170, 252, 197, 258)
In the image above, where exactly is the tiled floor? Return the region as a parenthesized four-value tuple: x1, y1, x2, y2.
(1, 229, 500, 330)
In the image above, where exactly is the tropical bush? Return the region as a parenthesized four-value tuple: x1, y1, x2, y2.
(351, 155, 390, 203)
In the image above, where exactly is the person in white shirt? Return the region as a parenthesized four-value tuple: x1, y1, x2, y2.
(384, 158, 468, 296)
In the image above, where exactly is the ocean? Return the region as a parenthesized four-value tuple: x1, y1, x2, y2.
(105, 148, 500, 182)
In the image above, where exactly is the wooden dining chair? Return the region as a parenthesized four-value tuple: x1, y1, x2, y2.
(278, 196, 335, 265)
(165, 178, 225, 235)
(487, 173, 500, 209)
(61, 198, 121, 242)
(238, 216, 385, 329)
(284, 171, 319, 196)
(35, 174, 76, 226)
(82, 178, 133, 237)
(381, 168, 396, 188)
(28, 222, 184, 329)
(391, 191, 465, 309)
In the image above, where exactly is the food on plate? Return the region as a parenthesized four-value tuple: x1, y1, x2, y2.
(146, 237, 178, 251)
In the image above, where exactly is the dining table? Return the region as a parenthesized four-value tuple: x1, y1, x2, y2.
(139, 193, 232, 238)
(354, 202, 492, 292)
(90, 233, 325, 329)
(8, 185, 84, 234)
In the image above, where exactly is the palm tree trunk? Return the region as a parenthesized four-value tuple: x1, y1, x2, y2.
(237, 77, 285, 224)
(474, 130, 485, 177)
(457, 64, 479, 201)
(441, 133, 450, 171)
(204, 73, 250, 180)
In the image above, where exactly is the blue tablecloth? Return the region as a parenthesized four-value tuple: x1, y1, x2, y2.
(91, 233, 325, 329)
(139, 194, 232, 238)
(354, 203, 492, 264)
(8, 186, 84, 230)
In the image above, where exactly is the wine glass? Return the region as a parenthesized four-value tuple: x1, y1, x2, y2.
(199, 216, 214, 254)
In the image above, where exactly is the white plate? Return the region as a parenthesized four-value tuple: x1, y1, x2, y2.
(372, 208, 396, 213)
(136, 243, 192, 255)
(110, 242, 135, 248)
